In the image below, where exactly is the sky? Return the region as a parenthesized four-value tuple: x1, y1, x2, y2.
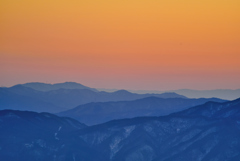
(0, 0, 240, 90)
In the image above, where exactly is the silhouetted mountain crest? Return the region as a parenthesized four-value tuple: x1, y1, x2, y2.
(21, 82, 98, 92)
(58, 97, 227, 125)
(175, 97, 240, 119)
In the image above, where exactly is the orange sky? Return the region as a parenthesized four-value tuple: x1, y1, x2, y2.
(0, 0, 240, 90)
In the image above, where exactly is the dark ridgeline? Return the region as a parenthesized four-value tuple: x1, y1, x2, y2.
(58, 97, 226, 125)
(1, 98, 240, 161)
(21, 82, 99, 92)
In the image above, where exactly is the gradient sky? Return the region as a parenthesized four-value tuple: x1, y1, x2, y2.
(1, 0, 240, 90)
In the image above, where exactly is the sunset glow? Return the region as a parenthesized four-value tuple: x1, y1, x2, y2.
(1, 0, 240, 90)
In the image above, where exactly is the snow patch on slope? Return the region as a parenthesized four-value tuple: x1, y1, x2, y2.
(110, 136, 123, 159)
(124, 125, 135, 137)
(55, 126, 62, 140)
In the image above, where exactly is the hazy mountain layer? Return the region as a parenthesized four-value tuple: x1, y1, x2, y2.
(58, 97, 226, 125)
(171, 89, 240, 100)
(0, 87, 61, 112)
(122, 89, 240, 100)
(0, 85, 186, 113)
(21, 82, 98, 92)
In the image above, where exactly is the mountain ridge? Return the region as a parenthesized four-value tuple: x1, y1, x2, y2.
(58, 96, 227, 125)
(1, 98, 240, 160)
(99, 88, 240, 100)
(21, 82, 99, 92)
(0, 85, 187, 113)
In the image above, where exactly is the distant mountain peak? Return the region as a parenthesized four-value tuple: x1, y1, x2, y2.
(55, 82, 85, 86)
(20, 82, 98, 92)
(113, 89, 132, 94)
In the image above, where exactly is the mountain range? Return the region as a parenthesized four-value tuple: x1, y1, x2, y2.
(1, 81, 239, 160)
(0, 110, 86, 161)
(21, 82, 98, 92)
(0, 98, 240, 161)
(98, 88, 240, 100)
(58, 97, 226, 125)
(0, 82, 187, 113)
(124, 89, 240, 100)
(170, 89, 240, 100)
